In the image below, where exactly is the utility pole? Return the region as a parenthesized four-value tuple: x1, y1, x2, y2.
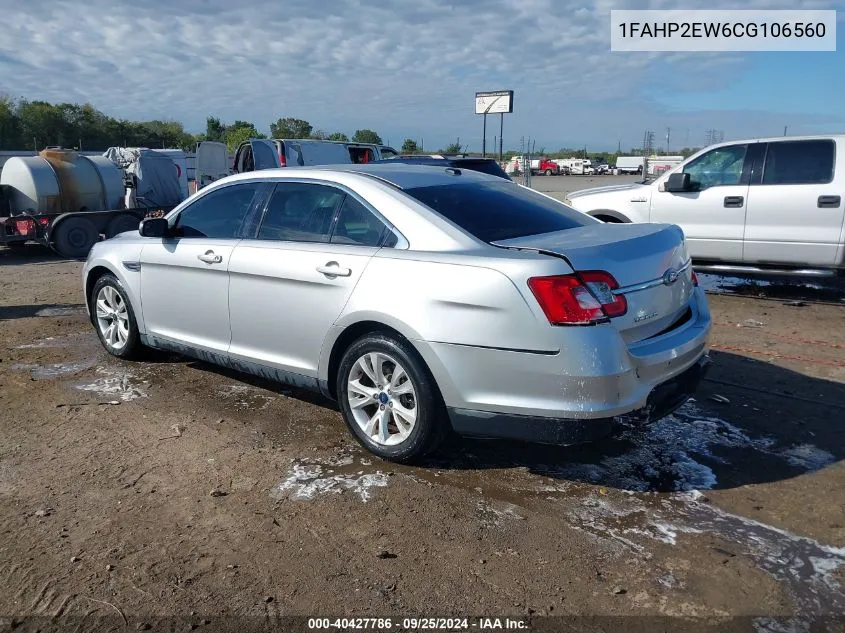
(783, 126, 788, 136)
(666, 128, 671, 154)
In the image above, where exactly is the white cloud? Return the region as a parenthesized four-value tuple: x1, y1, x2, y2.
(0, 0, 841, 150)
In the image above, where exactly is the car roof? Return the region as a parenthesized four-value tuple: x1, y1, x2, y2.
(222, 163, 501, 190)
(310, 163, 500, 188)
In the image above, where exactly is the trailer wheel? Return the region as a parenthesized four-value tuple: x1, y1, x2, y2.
(106, 214, 141, 238)
(53, 217, 98, 258)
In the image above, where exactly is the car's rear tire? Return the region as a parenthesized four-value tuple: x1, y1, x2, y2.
(544, 169, 552, 176)
(90, 274, 141, 359)
(337, 333, 446, 463)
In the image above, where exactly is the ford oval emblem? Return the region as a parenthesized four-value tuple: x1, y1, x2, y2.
(662, 269, 680, 285)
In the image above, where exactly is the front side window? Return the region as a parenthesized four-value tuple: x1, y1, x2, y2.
(173, 182, 261, 239)
(330, 195, 391, 247)
(762, 140, 835, 185)
(683, 145, 747, 190)
(257, 182, 344, 243)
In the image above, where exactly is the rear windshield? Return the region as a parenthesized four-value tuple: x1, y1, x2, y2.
(403, 181, 591, 242)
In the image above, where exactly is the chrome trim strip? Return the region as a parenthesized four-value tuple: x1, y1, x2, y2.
(616, 259, 691, 294)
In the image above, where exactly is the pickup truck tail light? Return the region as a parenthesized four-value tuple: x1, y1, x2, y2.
(278, 153, 287, 168)
(691, 270, 699, 286)
(528, 271, 627, 325)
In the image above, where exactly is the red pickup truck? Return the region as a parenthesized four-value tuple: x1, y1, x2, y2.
(532, 158, 560, 176)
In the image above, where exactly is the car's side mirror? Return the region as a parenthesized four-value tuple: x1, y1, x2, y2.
(139, 217, 169, 238)
(665, 172, 691, 193)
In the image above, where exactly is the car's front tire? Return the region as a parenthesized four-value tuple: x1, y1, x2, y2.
(90, 274, 141, 359)
(337, 333, 446, 463)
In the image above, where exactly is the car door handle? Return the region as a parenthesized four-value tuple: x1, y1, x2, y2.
(197, 250, 223, 264)
(818, 195, 841, 208)
(316, 262, 352, 277)
(723, 196, 744, 208)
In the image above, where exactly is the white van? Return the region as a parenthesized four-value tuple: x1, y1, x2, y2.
(231, 139, 390, 174)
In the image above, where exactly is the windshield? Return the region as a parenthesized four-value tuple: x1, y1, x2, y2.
(403, 181, 593, 243)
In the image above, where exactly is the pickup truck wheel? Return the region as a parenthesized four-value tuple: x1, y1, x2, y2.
(53, 217, 98, 258)
(106, 214, 141, 238)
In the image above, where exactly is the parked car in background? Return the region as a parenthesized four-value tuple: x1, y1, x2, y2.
(375, 155, 511, 180)
(565, 135, 845, 275)
(231, 139, 393, 174)
(615, 156, 645, 175)
(82, 164, 710, 462)
(594, 163, 610, 175)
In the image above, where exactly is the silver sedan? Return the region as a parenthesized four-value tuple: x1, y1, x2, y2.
(83, 164, 711, 462)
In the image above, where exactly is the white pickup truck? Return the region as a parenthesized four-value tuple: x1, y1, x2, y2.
(565, 135, 845, 276)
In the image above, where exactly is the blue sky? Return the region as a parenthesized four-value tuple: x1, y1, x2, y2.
(0, 0, 842, 151)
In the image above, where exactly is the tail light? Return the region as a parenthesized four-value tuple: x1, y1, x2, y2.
(528, 271, 627, 325)
(14, 219, 35, 236)
(278, 153, 287, 168)
(691, 270, 699, 286)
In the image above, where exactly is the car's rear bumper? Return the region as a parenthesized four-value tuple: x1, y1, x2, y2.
(448, 355, 710, 444)
(416, 288, 711, 422)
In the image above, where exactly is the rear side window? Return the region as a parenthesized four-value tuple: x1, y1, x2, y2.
(403, 181, 591, 243)
(761, 140, 835, 185)
(331, 196, 390, 247)
(258, 182, 344, 243)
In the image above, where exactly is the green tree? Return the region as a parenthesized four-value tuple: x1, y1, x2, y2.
(352, 129, 382, 145)
(16, 100, 68, 149)
(206, 116, 226, 142)
(441, 139, 463, 154)
(223, 121, 266, 152)
(327, 132, 349, 142)
(269, 117, 313, 139)
(401, 138, 418, 154)
(310, 129, 328, 140)
(0, 94, 22, 149)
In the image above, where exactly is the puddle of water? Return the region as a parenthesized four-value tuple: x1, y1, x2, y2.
(475, 500, 523, 527)
(271, 454, 388, 502)
(680, 493, 845, 615)
(569, 489, 845, 615)
(14, 336, 68, 349)
(543, 402, 776, 492)
(35, 306, 86, 317)
(536, 401, 835, 493)
(13, 332, 97, 350)
(216, 384, 277, 410)
(74, 366, 147, 401)
(10, 358, 97, 379)
(697, 274, 770, 294)
(778, 444, 835, 471)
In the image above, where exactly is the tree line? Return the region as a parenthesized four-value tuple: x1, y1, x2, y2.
(0, 96, 388, 153)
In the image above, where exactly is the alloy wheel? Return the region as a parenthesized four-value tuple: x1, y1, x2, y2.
(95, 285, 130, 351)
(346, 351, 418, 446)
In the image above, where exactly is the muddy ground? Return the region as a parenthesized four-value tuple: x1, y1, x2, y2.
(0, 245, 843, 632)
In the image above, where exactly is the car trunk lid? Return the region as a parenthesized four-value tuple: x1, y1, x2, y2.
(493, 223, 695, 343)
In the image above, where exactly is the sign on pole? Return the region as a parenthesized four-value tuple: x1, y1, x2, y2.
(475, 90, 513, 158)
